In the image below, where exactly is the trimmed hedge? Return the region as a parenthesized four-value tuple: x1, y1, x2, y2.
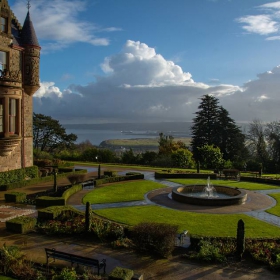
(6, 216, 37, 234)
(0, 166, 39, 186)
(132, 222, 178, 258)
(5, 192, 26, 203)
(104, 170, 118, 177)
(94, 174, 144, 187)
(155, 171, 217, 180)
(0, 169, 87, 191)
(38, 205, 84, 221)
(36, 184, 83, 208)
(240, 176, 280, 186)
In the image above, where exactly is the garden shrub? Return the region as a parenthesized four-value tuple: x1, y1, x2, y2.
(191, 240, 226, 263)
(67, 174, 87, 185)
(104, 170, 118, 177)
(36, 196, 65, 208)
(6, 216, 37, 234)
(132, 222, 178, 258)
(37, 206, 83, 221)
(154, 171, 217, 180)
(52, 267, 78, 280)
(5, 192, 26, 203)
(0, 166, 39, 187)
(109, 266, 134, 280)
(94, 174, 144, 187)
(223, 169, 240, 179)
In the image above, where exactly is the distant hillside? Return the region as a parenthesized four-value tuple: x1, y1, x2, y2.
(100, 137, 192, 152)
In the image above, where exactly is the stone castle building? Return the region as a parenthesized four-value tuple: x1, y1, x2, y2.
(0, 0, 40, 172)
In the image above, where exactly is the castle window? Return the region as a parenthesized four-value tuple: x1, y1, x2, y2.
(9, 99, 17, 134)
(0, 17, 7, 33)
(0, 51, 7, 71)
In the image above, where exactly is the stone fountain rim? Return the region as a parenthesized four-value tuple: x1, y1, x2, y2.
(172, 185, 247, 206)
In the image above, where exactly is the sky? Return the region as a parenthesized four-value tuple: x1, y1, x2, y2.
(8, 0, 280, 124)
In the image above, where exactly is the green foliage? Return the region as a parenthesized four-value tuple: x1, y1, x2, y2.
(33, 113, 77, 153)
(80, 147, 116, 163)
(109, 267, 134, 280)
(4, 192, 26, 203)
(38, 206, 84, 221)
(94, 173, 144, 187)
(132, 222, 178, 258)
(194, 240, 226, 263)
(52, 268, 78, 280)
(103, 170, 118, 177)
(171, 148, 195, 168)
(6, 216, 37, 234)
(67, 174, 86, 185)
(121, 148, 140, 164)
(198, 144, 223, 169)
(0, 166, 38, 186)
(191, 94, 246, 162)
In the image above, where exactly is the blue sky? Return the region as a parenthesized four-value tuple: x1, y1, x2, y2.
(8, 0, 280, 123)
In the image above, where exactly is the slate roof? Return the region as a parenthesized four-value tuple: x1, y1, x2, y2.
(21, 11, 40, 47)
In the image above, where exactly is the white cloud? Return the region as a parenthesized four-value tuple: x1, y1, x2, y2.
(11, 0, 121, 52)
(33, 40, 280, 123)
(236, 15, 278, 35)
(236, 1, 280, 37)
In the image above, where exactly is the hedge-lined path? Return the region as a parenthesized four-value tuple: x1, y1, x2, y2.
(68, 168, 280, 228)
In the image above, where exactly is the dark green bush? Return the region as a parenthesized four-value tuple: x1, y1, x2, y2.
(38, 205, 84, 221)
(109, 266, 134, 280)
(5, 192, 26, 203)
(104, 170, 118, 177)
(0, 166, 39, 186)
(132, 222, 178, 258)
(155, 171, 217, 180)
(94, 174, 144, 186)
(6, 216, 37, 234)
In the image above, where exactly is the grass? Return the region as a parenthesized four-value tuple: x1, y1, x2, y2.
(0, 276, 16, 280)
(167, 179, 280, 190)
(94, 205, 280, 238)
(266, 193, 280, 216)
(82, 181, 165, 204)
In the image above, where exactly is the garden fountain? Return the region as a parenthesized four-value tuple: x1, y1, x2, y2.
(172, 176, 247, 206)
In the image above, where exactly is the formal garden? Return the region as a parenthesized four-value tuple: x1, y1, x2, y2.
(2, 163, 280, 279)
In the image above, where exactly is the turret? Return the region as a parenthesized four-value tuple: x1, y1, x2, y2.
(21, 8, 41, 96)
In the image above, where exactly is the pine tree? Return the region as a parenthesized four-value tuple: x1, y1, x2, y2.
(191, 94, 247, 163)
(191, 95, 221, 161)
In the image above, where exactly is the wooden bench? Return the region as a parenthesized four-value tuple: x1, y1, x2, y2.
(45, 248, 106, 275)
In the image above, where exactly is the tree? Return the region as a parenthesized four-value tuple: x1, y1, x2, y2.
(33, 113, 77, 153)
(247, 119, 269, 167)
(191, 95, 247, 163)
(191, 95, 221, 161)
(198, 144, 223, 169)
(265, 121, 280, 167)
(171, 148, 195, 168)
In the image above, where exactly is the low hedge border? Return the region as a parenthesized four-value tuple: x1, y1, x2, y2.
(5, 192, 26, 203)
(6, 216, 37, 234)
(38, 205, 84, 221)
(240, 176, 280, 186)
(35, 184, 83, 208)
(94, 174, 144, 187)
(155, 172, 217, 180)
(0, 169, 87, 191)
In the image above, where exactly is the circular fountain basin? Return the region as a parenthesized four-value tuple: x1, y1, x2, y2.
(172, 185, 247, 206)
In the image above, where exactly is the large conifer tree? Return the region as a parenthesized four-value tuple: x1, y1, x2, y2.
(191, 94, 246, 163)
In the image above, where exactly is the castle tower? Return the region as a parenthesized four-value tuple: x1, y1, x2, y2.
(21, 7, 41, 96)
(0, 0, 40, 171)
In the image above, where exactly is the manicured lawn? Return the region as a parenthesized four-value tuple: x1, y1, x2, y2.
(94, 205, 280, 238)
(266, 193, 280, 216)
(167, 179, 280, 190)
(83, 181, 165, 204)
(0, 276, 16, 280)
